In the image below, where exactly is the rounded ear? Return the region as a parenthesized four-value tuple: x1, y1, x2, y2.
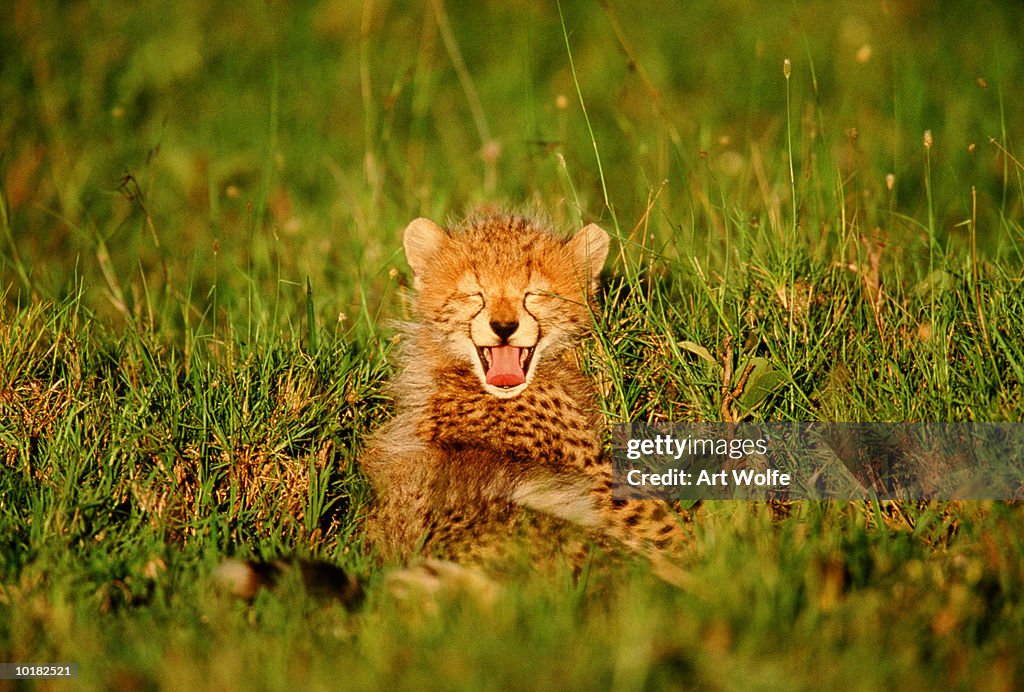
(569, 223, 610, 284)
(403, 218, 447, 287)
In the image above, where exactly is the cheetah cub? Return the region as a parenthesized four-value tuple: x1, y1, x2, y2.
(361, 213, 688, 584)
(215, 212, 687, 600)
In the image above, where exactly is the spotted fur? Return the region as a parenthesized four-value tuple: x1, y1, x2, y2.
(360, 213, 689, 581)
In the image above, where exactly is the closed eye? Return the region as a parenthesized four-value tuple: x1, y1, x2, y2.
(523, 291, 550, 321)
(463, 292, 485, 315)
(525, 289, 583, 307)
(524, 289, 557, 300)
(441, 291, 483, 316)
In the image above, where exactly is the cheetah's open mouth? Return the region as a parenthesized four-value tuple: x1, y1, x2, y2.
(477, 345, 534, 388)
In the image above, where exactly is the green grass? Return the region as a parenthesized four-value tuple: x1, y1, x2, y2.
(2, 0, 1023, 689)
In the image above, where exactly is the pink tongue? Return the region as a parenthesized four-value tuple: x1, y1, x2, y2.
(485, 346, 526, 386)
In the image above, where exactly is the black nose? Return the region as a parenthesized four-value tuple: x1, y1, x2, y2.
(490, 320, 518, 341)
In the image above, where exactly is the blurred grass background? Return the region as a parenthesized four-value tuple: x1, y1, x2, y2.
(2, 1, 1024, 689)
(3, 0, 1021, 331)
